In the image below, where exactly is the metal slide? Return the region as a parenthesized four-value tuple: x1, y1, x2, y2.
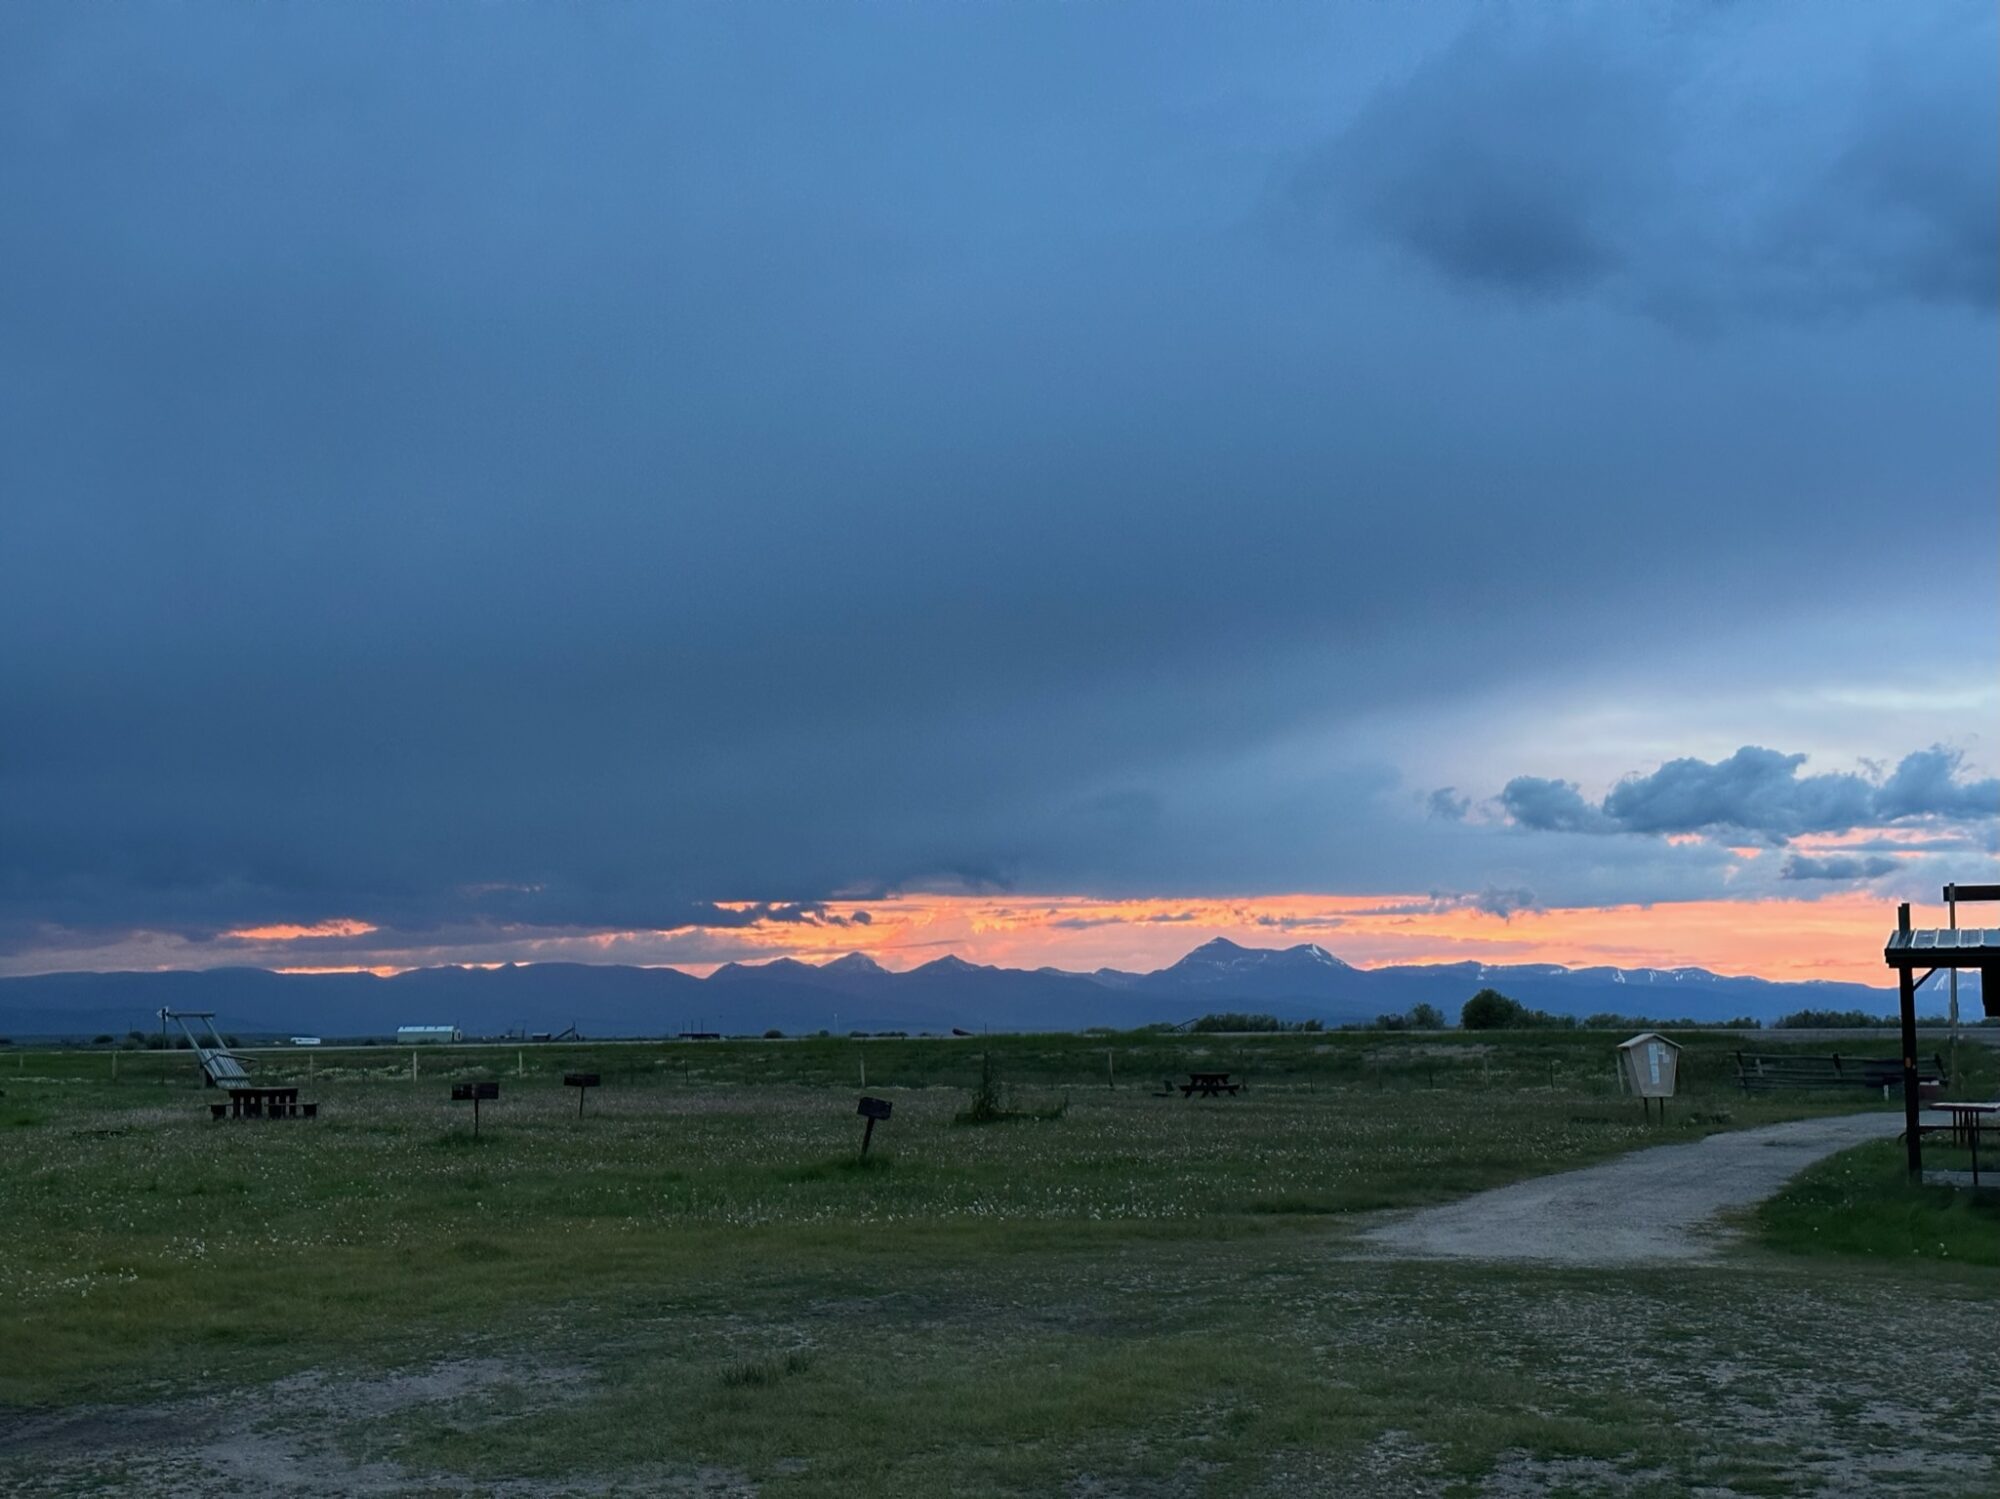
(158, 1008, 252, 1089)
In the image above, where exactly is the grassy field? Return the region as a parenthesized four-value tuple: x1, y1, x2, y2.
(2, 1029, 1996, 1496)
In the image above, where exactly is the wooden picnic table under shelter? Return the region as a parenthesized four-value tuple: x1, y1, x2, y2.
(1884, 882, 2000, 1178)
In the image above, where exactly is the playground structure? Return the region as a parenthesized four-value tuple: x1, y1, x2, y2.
(158, 1008, 252, 1089)
(159, 1008, 318, 1121)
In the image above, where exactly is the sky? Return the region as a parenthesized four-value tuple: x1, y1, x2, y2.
(2, 2, 1995, 988)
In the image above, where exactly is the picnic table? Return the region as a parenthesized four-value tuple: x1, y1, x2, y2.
(208, 1086, 314, 1121)
(1931, 1101, 2000, 1185)
(1181, 1071, 1241, 1098)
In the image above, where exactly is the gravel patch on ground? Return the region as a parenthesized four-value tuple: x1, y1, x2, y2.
(1360, 1112, 1901, 1265)
(0, 1355, 749, 1497)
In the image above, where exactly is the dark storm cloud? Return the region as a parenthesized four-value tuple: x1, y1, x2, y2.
(1779, 855, 1900, 883)
(1292, 5, 1999, 319)
(0, 3, 1993, 962)
(1504, 747, 1998, 842)
(1294, 20, 1651, 298)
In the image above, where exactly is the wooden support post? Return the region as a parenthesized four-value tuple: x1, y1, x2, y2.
(861, 1115, 876, 1156)
(1898, 903, 1921, 1179)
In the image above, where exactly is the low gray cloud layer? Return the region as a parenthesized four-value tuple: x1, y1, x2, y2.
(0, 4, 1993, 966)
(1780, 855, 1900, 884)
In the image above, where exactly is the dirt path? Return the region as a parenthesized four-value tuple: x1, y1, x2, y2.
(1361, 1111, 1900, 1266)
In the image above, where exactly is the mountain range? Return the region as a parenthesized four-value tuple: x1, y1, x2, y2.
(0, 938, 1919, 1039)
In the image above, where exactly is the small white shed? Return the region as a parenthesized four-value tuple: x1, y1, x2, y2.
(1617, 1032, 1681, 1101)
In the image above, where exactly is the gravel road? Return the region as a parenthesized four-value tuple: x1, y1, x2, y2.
(1361, 1111, 1901, 1266)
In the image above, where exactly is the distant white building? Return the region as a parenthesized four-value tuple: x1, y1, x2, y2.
(289, 1036, 323, 1047)
(396, 1025, 461, 1044)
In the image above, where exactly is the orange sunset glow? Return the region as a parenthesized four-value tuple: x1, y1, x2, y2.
(541, 890, 1910, 987)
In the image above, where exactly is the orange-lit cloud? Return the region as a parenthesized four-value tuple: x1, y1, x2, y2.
(223, 918, 378, 942)
(272, 964, 403, 978)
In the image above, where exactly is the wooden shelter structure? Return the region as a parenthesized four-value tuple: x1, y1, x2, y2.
(1883, 882, 2000, 1176)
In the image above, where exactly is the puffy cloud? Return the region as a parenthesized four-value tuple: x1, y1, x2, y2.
(1504, 745, 1996, 842)
(1499, 777, 1615, 834)
(1873, 746, 2000, 821)
(1602, 748, 1875, 839)
(1427, 787, 1471, 822)
(1469, 885, 1538, 919)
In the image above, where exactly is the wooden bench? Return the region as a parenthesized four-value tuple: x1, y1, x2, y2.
(1734, 1052, 1944, 1093)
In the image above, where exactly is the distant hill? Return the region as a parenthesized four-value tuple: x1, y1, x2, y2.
(0, 938, 1924, 1040)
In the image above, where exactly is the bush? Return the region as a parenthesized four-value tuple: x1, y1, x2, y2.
(762, 1029, 784, 1039)
(92, 1034, 114, 1046)
(957, 1051, 1012, 1124)
(1461, 989, 1573, 1030)
(1409, 1003, 1445, 1029)
(1460, 989, 1522, 1029)
(954, 1052, 1068, 1125)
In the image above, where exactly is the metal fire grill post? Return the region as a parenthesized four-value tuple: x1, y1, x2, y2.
(450, 1080, 501, 1138)
(564, 1072, 601, 1117)
(857, 1095, 892, 1155)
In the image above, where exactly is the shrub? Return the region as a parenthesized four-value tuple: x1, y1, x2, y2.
(957, 1051, 1012, 1124)
(1460, 989, 1523, 1030)
(953, 1053, 1068, 1125)
(1408, 1003, 1445, 1029)
(1461, 989, 1573, 1030)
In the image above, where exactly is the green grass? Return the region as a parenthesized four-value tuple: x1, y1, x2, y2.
(3, 1030, 1997, 1496)
(1757, 1138, 2000, 1267)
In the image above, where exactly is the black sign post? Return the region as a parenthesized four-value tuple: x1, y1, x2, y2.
(564, 1072, 601, 1117)
(856, 1095, 892, 1156)
(450, 1080, 500, 1138)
